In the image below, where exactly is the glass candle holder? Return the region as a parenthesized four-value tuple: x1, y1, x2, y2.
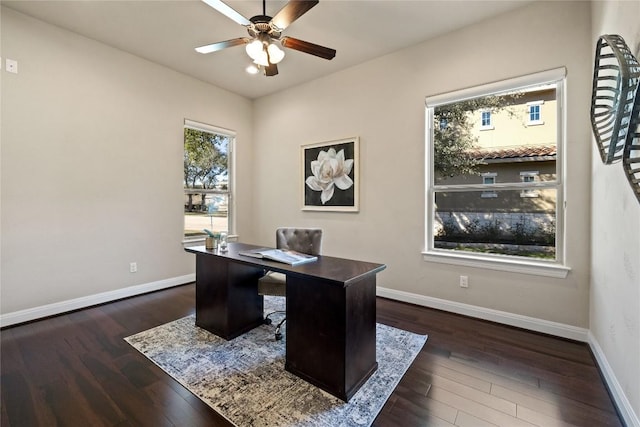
(219, 232, 228, 252)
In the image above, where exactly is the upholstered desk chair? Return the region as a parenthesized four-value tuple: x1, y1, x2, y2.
(258, 227, 323, 340)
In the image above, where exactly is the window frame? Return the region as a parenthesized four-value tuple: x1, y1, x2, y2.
(182, 119, 235, 243)
(527, 100, 544, 125)
(424, 68, 568, 278)
(520, 171, 540, 198)
(480, 110, 494, 130)
(481, 172, 498, 198)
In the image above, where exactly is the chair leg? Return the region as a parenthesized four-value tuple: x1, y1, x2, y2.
(263, 310, 286, 340)
(264, 310, 284, 325)
(274, 318, 286, 341)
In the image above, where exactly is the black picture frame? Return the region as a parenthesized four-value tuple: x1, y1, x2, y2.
(301, 137, 359, 212)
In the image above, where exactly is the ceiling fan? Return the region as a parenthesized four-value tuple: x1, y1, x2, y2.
(195, 0, 336, 76)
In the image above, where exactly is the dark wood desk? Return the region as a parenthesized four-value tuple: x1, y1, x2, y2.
(185, 242, 386, 402)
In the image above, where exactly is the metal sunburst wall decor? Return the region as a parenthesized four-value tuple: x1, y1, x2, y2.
(590, 34, 640, 203)
(623, 89, 640, 203)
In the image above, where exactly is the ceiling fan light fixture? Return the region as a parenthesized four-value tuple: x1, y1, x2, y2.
(267, 43, 285, 64)
(245, 39, 263, 60)
(253, 51, 270, 67)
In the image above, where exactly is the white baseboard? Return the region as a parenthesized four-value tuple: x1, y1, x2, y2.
(376, 286, 589, 342)
(588, 331, 640, 427)
(0, 274, 195, 328)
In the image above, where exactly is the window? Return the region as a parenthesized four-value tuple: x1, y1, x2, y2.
(480, 110, 494, 130)
(425, 68, 566, 276)
(527, 101, 544, 125)
(481, 173, 498, 198)
(520, 171, 539, 197)
(183, 119, 234, 241)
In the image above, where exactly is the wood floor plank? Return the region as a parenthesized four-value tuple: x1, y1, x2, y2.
(426, 351, 539, 390)
(428, 385, 538, 427)
(491, 384, 623, 427)
(454, 411, 500, 427)
(448, 352, 543, 388)
(1, 371, 42, 427)
(384, 393, 457, 426)
(427, 373, 517, 416)
(417, 363, 491, 393)
(516, 405, 582, 427)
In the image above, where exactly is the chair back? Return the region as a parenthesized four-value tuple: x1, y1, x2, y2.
(276, 228, 322, 256)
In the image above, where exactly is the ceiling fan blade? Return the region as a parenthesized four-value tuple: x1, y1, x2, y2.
(271, 0, 319, 30)
(264, 63, 279, 77)
(281, 36, 336, 60)
(195, 38, 250, 54)
(201, 0, 251, 26)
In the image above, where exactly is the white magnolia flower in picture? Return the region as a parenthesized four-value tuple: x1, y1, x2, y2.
(305, 148, 354, 204)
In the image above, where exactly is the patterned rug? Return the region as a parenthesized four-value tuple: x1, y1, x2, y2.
(125, 296, 427, 427)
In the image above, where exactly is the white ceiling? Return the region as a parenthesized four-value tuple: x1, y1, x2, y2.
(3, 0, 533, 99)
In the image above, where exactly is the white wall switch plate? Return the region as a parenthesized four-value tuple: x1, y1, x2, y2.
(459, 275, 469, 288)
(6, 59, 18, 74)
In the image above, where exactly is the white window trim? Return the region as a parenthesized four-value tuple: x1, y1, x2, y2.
(182, 119, 236, 244)
(482, 172, 497, 179)
(424, 67, 567, 275)
(423, 250, 570, 278)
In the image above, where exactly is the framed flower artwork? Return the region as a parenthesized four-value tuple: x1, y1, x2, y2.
(301, 137, 359, 212)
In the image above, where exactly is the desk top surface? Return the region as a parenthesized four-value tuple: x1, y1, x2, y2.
(185, 242, 386, 286)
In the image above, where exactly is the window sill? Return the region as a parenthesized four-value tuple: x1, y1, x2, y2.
(183, 237, 205, 247)
(422, 250, 570, 278)
(182, 234, 239, 247)
(520, 192, 539, 198)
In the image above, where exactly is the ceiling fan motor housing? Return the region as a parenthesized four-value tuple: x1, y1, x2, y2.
(248, 15, 282, 39)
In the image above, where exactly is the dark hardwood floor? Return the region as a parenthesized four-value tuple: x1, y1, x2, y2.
(1, 284, 622, 427)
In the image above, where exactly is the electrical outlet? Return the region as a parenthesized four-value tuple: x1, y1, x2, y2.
(459, 275, 469, 288)
(129, 262, 138, 273)
(6, 59, 18, 74)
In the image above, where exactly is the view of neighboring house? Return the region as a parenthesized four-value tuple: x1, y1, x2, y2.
(433, 86, 558, 258)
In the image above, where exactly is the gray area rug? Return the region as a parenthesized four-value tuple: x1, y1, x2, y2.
(125, 296, 427, 427)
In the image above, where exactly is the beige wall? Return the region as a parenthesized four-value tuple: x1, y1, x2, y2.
(251, 1, 593, 327)
(0, 7, 254, 313)
(590, 0, 640, 421)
